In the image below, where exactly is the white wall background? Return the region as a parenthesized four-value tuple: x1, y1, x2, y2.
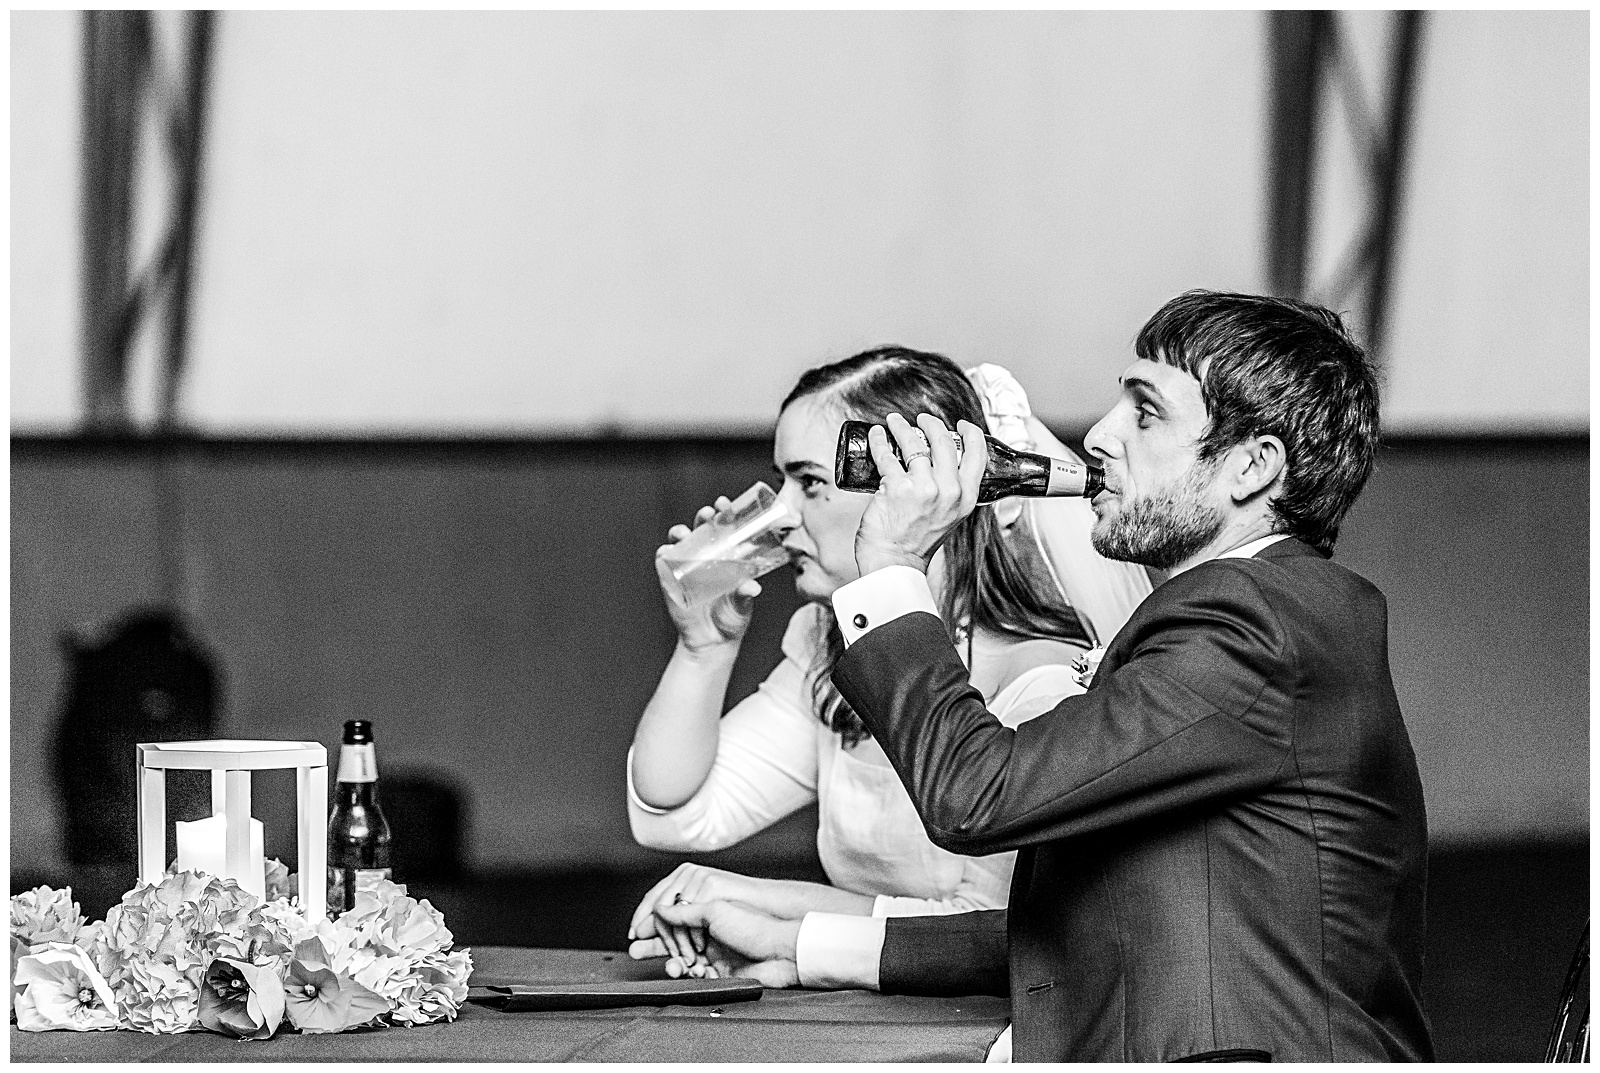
(10, 10, 1589, 435)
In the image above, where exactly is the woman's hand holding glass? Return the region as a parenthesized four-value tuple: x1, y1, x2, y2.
(654, 497, 763, 652)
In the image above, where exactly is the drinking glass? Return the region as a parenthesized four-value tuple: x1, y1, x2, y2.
(657, 482, 793, 608)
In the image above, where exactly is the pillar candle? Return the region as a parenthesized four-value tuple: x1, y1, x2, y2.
(175, 815, 265, 900)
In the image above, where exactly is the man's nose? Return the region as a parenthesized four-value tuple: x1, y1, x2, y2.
(1083, 414, 1116, 462)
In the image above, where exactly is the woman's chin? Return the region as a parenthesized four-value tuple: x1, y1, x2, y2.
(791, 561, 840, 602)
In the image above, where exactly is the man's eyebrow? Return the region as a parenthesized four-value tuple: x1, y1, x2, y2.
(1121, 374, 1167, 403)
(780, 459, 828, 477)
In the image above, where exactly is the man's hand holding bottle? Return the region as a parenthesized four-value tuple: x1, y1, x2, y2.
(853, 412, 989, 577)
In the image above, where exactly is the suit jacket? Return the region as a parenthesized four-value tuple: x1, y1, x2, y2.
(833, 538, 1433, 1062)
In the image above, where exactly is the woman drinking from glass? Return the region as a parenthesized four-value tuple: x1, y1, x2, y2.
(627, 346, 1150, 977)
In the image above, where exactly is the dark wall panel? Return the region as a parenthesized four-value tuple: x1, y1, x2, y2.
(9, 435, 1587, 880)
(1334, 439, 1589, 843)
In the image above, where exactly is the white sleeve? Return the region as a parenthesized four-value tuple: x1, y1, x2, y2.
(830, 566, 941, 647)
(794, 911, 885, 990)
(870, 860, 1015, 916)
(988, 664, 1086, 726)
(869, 665, 1083, 918)
(987, 1025, 1014, 1063)
(627, 609, 823, 852)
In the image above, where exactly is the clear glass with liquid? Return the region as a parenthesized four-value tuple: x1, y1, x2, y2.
(657, 482, 793, 608)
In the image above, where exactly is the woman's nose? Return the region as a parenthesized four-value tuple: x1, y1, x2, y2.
(773, 485, 803, 537)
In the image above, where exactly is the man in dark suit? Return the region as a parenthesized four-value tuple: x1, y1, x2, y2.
(643, 292, 1432, 1061)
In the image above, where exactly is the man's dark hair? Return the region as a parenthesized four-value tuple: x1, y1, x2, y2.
(1135, 290, 1381, 554)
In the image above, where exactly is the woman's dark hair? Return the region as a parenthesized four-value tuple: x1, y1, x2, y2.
(782, 345, 1091, 746)
(1134, 291, 1381, 554)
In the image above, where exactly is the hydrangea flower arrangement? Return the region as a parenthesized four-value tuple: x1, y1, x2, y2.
(9, 871, 472, 1038)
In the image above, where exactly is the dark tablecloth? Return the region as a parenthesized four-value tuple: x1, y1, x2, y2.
(11, 946, 1010, 1062)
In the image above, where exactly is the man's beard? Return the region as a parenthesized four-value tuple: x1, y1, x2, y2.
(1090, 458, 1225, 570)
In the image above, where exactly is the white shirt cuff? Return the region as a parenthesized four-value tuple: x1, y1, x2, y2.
(624, 746, 671, 816)
(830, 565, 940, 647)
(986, 1024, 1013, 1063)
(794, 911, 885, 990)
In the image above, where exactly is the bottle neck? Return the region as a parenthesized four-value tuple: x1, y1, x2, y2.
(336, 780, 379, 806)
(1042, 456, 1104, 497)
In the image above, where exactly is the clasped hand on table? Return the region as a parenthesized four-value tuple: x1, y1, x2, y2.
(625, 864, 803, 988)
(625, 864, 876, 989)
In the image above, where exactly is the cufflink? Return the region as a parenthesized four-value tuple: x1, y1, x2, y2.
(852, 614, 868, 630)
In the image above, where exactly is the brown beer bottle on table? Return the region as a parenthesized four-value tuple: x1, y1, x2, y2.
(834, 419, 1105, 503)
(327, 719, 392, 916)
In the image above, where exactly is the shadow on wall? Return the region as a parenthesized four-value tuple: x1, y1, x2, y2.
(54, 607, 220, 875)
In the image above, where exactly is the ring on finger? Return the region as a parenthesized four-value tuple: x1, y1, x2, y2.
(904, 449, 932, 464)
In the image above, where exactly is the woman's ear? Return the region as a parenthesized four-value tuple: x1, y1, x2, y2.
(1228, 434, 1287, 504)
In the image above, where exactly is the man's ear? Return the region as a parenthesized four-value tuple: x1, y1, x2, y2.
(1226, 434, 1287, 504)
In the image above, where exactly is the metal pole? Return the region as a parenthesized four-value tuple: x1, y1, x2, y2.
(80, 11, 149, 431)
(1362, 10, 1425, 359)
(1265, 11, 1329, 299)
(157, 10, 216, 432)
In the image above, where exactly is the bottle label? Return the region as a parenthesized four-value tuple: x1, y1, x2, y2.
(327, 866, 393, 915)
(353, 867, 391, 890)
(1044, 458, 1088, 496)
(336, 743, 378, 783)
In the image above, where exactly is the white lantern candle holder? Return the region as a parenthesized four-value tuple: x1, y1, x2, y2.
(136, 739, 328, 920)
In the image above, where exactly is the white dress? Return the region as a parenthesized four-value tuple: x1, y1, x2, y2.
(628, 602, 1085, 916)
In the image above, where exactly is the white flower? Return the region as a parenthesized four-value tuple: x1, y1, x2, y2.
(263, 858, 298, 903)
(1072, 646, 1106, 690)
(10, 886, 87, 947)
(341, 884, 452, 959)
(305, 917, 362, 971)
(109, 955, 201, 1034)
(13, 942, 119, 1032)
(350, 952, 415, 1003)
(389, 949, 472, 1026)
(255, 897, 320, 949)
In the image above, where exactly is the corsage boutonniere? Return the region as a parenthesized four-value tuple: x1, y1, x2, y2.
(1072, 647, 1106, 690)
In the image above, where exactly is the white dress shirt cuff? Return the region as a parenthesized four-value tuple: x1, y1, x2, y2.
(794, 911, 885, 990)
(986, 1024, 1013, 1063)
(830, 565, 940, 647)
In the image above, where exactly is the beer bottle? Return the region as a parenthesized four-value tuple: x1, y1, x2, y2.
(327, 719, 392, 916)
(834, 419, 1105, 503)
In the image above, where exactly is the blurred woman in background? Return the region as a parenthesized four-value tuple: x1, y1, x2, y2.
(626, 346, 1150, 974)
